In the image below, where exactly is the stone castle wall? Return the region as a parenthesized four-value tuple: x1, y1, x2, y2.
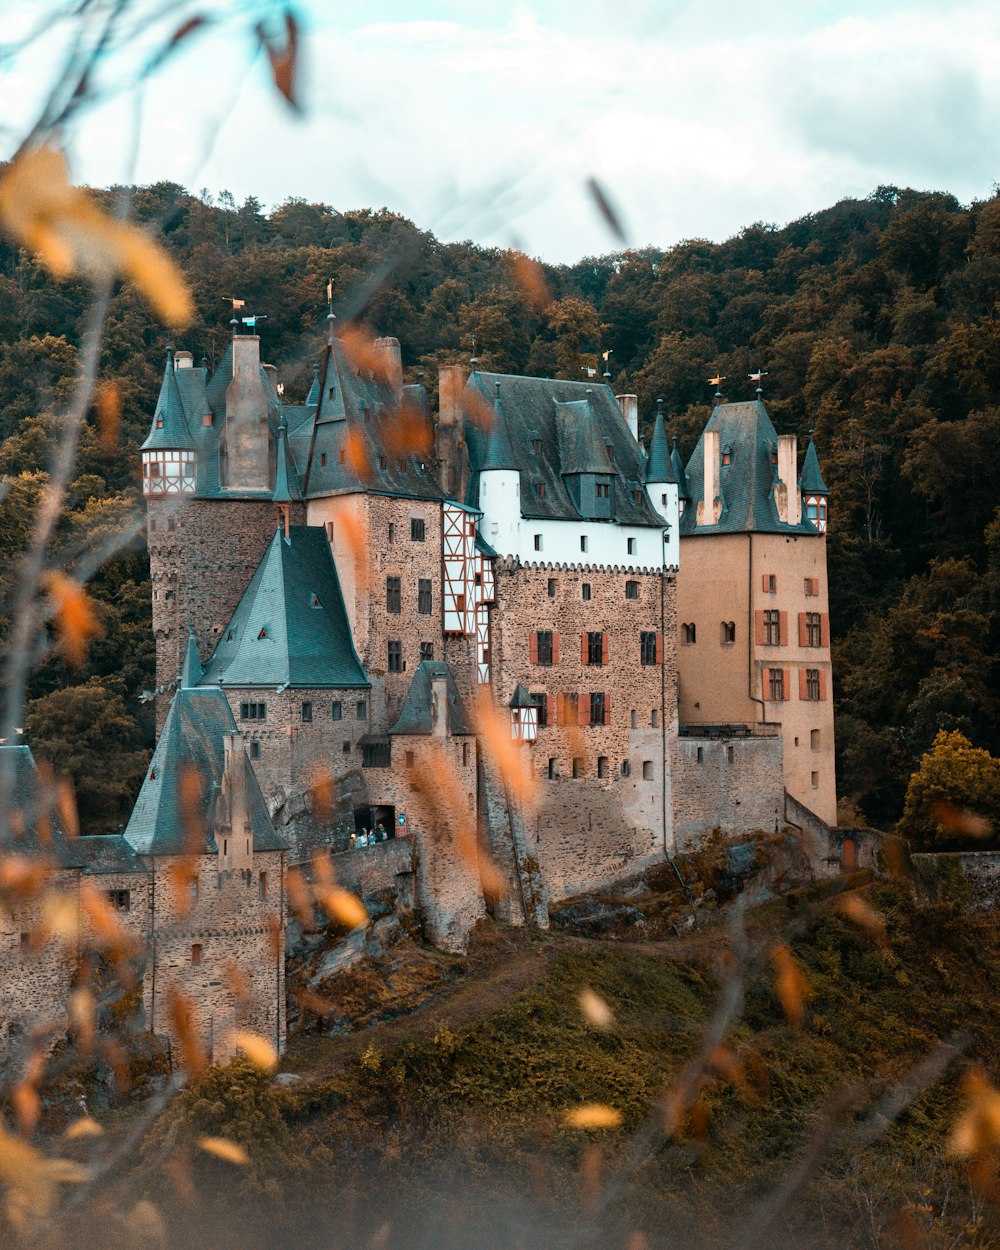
(671, 734, 785, 851)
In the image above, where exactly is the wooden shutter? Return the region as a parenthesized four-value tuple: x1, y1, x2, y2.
(798, 613, 808, 647)
(655, 632, 664, 664)
(754, 611, 765, 645)
(581, 633, 589, 665)
(783, 668, 791, 701)
(799, 668, 808, 700)
(779, 612, 788, 646)
(529, 632, 538, 665)
(579, 694, 590, 726)
(762, 573, 770, 592)
(552, 632, 560, 665)
(819, 670, 828, 701)
(604, 692, 612, 725)
(552, 694, 561, 725)
(820, 614, 830, 649)
(602, 633, 610, 665)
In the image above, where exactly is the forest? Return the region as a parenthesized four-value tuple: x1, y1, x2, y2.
(1, 180, 998, 832)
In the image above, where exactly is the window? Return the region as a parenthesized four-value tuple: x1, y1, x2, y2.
(582, 583, 591, 601)
(547, 757, 556, 779)
(621, 759, 631, 777)
(811, 771, 819, 790)
(332, 701, 343, 721)
(420, 642, 435, 662)
(804, 577, 818, 596)
(597, 756, 608, 779)
(580, 536, 588, 553)
(356, 700, 367, 720)
(188, 878, 199, 904)
(721, 621, 736, 644)
(696, 746, 704, 763)
(107, 890, 130, 912)
(310, 594, 322, 609)
(258, 627, 268, 639)
(640, 632, 659, 666)
(625, 580, 639, 600)
(642, 761, 653, 780)
(534, 534, 543, 551)
(301, 701, 313, 722)
(191, 944, 202, 966)
(563, 692, 579, 725)
(534, 631, 554, 666)
(586, 632, 604, 665)
(388, 523, 395, 543)
(320, 452, 327, 467)
(362, 742, 391, 768)
(387, 641, 403, 672)
(590, 692, 606, 726)
(681, 622, 696, 644)
(418, 579, 433, 615)
(627, 538, 636, 556)
(259, 872, 267, 899)
(722, 450, 731, 466)
(343, 740, 351, 753)
(534, 438, 543, 455)
(727, 745, 734, 764)
(249, 741, 260, 760)
(386, 576, 402, 613)
(379, 456, 387, 470)
(547, 579, 556, 597)
(651, 709, 659, 728)
(763, 609, 781, 646)
(805, 612, 822, 648)
(405, 750, 415, 768)
(532, 693, 548, 728)
(536, 482, 546, 499)
(596, 483, 610, 498)
(805, 668, 821, 701)
(768, 668, 785, 701)
(240, 702, 266, 721)
(167, 517, 175, 534)
(572, 758, 584, 778)
(764, 574, 777, 593)
(811, 729, 820, 751)
(630, 709, 637, 729)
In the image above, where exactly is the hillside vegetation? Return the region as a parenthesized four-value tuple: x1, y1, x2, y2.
(1, 184, 999, 827)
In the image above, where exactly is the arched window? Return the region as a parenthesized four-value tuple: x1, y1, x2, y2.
(721, 621, 736, 644)
(681, 622, 696, 645)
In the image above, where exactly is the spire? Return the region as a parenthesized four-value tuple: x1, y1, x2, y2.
(305, 361, 320, 408)
(481, 382, 518, 471)
(141, 346, 196, 452)
(644, 398, 677, 485)
(798, 432, 829, 495)
(273, 412, 302, 503)
(180, 631, 202, 689)
(671, 435, 690, 501)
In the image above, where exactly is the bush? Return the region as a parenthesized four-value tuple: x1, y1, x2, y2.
(898, 729, 1000, 849)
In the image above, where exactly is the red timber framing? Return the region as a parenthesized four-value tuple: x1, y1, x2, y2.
(442, 501, 495, 683)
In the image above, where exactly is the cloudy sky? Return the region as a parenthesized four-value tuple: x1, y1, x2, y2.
(4, 0, 999, 263)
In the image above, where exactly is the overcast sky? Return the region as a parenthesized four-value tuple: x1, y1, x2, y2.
(4, 0, 1000, 263)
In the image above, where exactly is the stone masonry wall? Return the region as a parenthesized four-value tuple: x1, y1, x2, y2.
(671, 735, 785, 851)
(331, 837, 416, 917)
(147, 850, 285, 1061)
(487, 560, 679, 901)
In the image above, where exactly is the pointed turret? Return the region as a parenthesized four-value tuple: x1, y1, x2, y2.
(481, 383, 518, 471)
(643, 400, 680, 566)
(305, 361, 320, 408)
(141, 347, 197, 496)
(180, 631, 202, 689)
(644, 399, 677, 485)
(799, 433, 829, 533)
(273, 413, 302, 504)
(671, 436, 690, 501)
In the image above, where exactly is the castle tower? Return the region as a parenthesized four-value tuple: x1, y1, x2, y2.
(643, 398, 680, 567)
(476, 383, 520, 556)
(799, 434, 829, 534)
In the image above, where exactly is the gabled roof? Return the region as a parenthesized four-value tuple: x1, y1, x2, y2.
(799, 435, 829, 494)
(509, 683, 534, 709)
(464, 372, 663, 527)
(123, 686, 284, 856)
(390, 661, 474, 736)
(199, 526, 368, 689)
(141, 348, 196, 452)
(680, 399, 818, 536)
(645, 404, 677, 485)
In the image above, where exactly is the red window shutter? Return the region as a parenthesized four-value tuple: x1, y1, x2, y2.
(529, 633, 538, 665)
(779, 612, 788, 646)
(798, 613, 807, 647)
(754, 611, 765, 646)
(762, 573, 770, 592)
(552, 632, 560, 665)
(604, 692, 611, 725)
(655, 632, 664, 664)
(579, 694, 590, 726)
(820, 614, 830, 649)
(799, 668, 808, 700)
(783, 668, 791, 701)
(602, 633, 610, 665)
(552, 694, 561, 725)
(811, 578, 819, 596)
(581, 633, 589, 665)
(819, 670, 828, 701)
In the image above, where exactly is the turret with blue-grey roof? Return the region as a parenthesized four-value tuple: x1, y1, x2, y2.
(798, 433, 830, 533)
(141, 347, 197, 496)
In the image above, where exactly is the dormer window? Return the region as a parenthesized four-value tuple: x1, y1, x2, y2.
(156, 418, 163, 428)
(533, 438, 542, 455)
(722, 449, 732, 466)
(536, 482, 545, 499)
(258, 627, 268, 639)
(310, 594, 321, 609)
(202, 413, 212, 426)
(605, 442, 614, 462)
(596, 483, 610, 499)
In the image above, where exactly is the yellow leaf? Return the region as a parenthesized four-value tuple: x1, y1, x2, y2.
(47, 572, 102, 667)
(0, 146, 193, 328)
(837, 891, 888, 943)
(578, 986, 614, 1031)
(63, 1116, 103, 1141)
(317, 886, 368, 930)
(949, 1069, 1000, 1157)
(197, 1136, 249, 1165)
(771, 944, 810, 1027)
(225, 1029, 279, 1074)
(127, 1199, 167, 1249)
(564, 1104, 623, 1130)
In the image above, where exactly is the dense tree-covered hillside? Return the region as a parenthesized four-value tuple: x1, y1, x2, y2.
(1, 183, 997, 829)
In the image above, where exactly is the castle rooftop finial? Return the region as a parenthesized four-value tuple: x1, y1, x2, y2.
(749, 368, 768, 397)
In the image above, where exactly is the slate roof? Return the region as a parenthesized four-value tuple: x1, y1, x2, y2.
(141, 348, 196, 452)
(390, 661, 474, 736)
(273, 415, 303, 503)
(799, 436, 829, 494)
(123, 686, 285, 856)
(645, 404, 677, 485)
(680, 399, 820, 536)
(464, 372, 664, 526)
(61, 835, 145, 874)
(199, 526, 368, 689)
(0, 744, 66, 856)
(671, 436, 690, 500)
(480, 386, 518, 471)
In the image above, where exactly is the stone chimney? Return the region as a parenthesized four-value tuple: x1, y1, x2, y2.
(615, 394, 639, 442)
(374, 337, 403, 400)
(777, 434, 801, 525)
(431, 674, 449, 738)
(218, 733, 252, 870)
(699, 429, 721, 526)
(174, 350, 194, 370)
(224, 336, 270, 491)
(437, 365, 470, 498)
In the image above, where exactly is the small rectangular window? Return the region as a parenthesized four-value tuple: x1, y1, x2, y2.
(627, 538, 636, 555)
(811, 771, 819, 790)
(625, 580, 639, 600)
(547, 757, 556, 779)
(642, 761, 653, 780)
(405, 750, 415, 768)
(806, 668, 821, 700)
(547, 579, 556, 598)
(532, 693, 547, 728)
(411, 517, 426, 542)
(362, 742, 392, 768)
(805, 612, 822, 648)
(387, 641, 403, 672)
(580, 536, 588, 553)
(586, 632, 604, 665)
(107, 889, 130, 912)
(811, 729, 820, 751)
(727, 745, 734, 764)
(590, 692, 606, 725)
(763, 610, 781, 646)
(582, 583, 591, 601)
(768, 668, 785, 701)
(420, 642, 434, 662)
(191, 944, 202, 966)
(388, 523, 395, 543)
(535, 631, 554, 666)
(534, 534, 543, 552)
(572, 757, 584, 778)
(462, 742, 469, 767)
(596, 483, 610, 498)
(357, 700, 367, 720)
(326, 521, 334, 541)
(259, 872, 267, 899)
(386, 576, 402, 613)
(696, 746, 704, 763)
(301, 701, 313, 722)
(239, 702, 266, 721)
(249, 740, 260, 760)
(332, 701, 343, 721)
(536, 482, 546, 499)
(640, 632, 658, 666)
(765, 574, 777, 593)
(597, 756, 608, 779)
(418, 579, 433, 615)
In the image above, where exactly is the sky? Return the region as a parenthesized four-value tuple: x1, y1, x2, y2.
(3, 0, 1000, 264)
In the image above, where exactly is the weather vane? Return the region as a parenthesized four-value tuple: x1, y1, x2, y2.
(707, 373, 725, 399)
(749, 369, 768, 396)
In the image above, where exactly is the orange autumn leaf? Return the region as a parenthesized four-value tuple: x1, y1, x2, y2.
(11, 1084, 40, 1136)
(338, 323, 390, 382)
(508, 250, 552, 313)
(225, 1029, 279, 1073)
(197, 1136, 249, 1165)
(473, 689, 538, 814)
(68, 987, 96, 1057)
(317, 885, 369, 930)
(564, 1104, 623, 1130)
(47, 572, 101, 667)
(950, 1069, 1000, 1158)
(167, 987, 205, 1075)
(342, 426, 372, 479)
(63, 1116, 103, 1141)
(0, 146, 193, 327)
(837, 891, 888, 944)
(380, 402, 434, 459)
(256, 10, 300, 113)
(578, 986, 614, 1031)
(771, 944, 810, 1027)
(94, 380, 121, 452)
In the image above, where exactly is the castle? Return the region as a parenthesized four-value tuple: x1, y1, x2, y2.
(0, 322, 835, 1063)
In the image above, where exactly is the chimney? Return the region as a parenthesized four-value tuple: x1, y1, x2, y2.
(218, 734, 252, 869)
(174, 350, 194, 370)
(437, 365, 470, 498)
(616, 394, 639, 442)
(224, 336, 269, 491)
(700, 429, 721, 526)
(431, 674, 448, 738)
(374, 337, 403, 400)
(777, 434, 800, 525)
